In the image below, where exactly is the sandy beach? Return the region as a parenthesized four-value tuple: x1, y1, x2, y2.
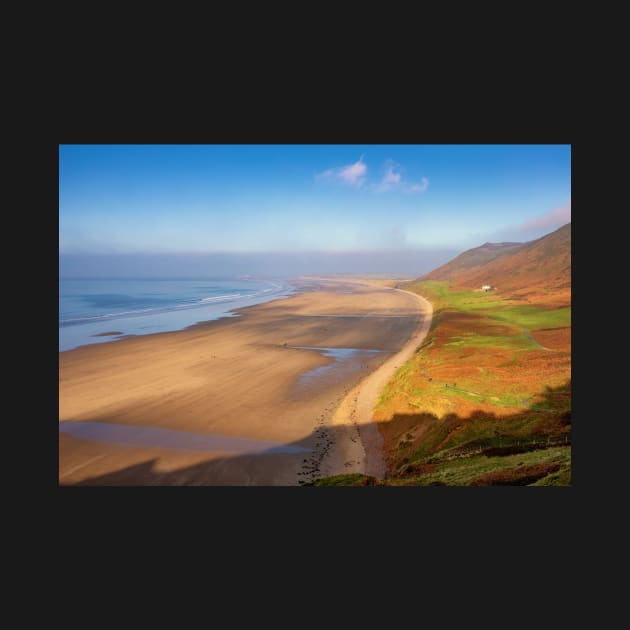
(59, 277, 430, 485)
(323, 289, 433, 479)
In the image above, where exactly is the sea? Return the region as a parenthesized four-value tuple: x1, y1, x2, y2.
(59, 277, 294, 352)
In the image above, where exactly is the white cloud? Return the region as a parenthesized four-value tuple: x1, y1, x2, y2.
(316, 155, 367, 188)
(316, 156, 429, 194)
(375, 160, 429, 193)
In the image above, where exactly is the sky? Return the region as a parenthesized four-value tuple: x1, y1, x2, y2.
(59, 144, 571, 277)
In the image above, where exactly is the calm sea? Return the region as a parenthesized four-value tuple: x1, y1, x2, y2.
(59, 277, 294, 352)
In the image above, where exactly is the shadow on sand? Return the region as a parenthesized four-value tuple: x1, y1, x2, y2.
(61, 420, 353, 486)
(60, 381, 570, 486)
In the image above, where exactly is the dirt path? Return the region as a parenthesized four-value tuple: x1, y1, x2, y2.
(520, 325, 553, 351)
(322, 288, 433, 480)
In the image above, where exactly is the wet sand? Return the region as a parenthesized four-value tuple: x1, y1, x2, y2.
(59, 277, 426, 485)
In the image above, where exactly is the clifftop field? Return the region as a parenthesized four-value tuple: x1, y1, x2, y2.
(312, 224, 571, 486)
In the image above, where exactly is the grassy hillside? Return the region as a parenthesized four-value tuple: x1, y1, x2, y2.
(372, 278, 570, 485)
(423, 223, 571, 305)
(423, 241, 523, 278)
(313, 279, 571, 487)
(312, 224, 571, 487)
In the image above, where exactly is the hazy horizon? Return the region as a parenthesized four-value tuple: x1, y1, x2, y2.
(59, 144, 570, 277)
(59, 248, 466, 278)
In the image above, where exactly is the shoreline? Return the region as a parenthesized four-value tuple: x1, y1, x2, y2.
(59, 278, 296, 353)
(59, 277, 427, 485)
(319, 283, 433, 480)
(60, 289, 294, 355)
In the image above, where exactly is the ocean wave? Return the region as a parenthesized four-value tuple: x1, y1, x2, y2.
(200, 294, 242, 303)
(60, 281, 290, 327)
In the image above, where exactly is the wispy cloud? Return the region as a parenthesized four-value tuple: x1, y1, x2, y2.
(316, 156, 428, 194)
(471, 200, 572, 246)
(409, 177, 429, 193)
(375, 160, 429, 193)
(376, 162, 402, 191)
(316, 155, 367, 188)
(513, 200, 571, 234)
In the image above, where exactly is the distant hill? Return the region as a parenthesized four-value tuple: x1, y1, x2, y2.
(421, 223, 571, 296)
(424, 241, 523, 278)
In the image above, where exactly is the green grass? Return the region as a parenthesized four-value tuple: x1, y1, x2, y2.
(530, 384, 572, 411)
(405, 280, 508, 312)
(444, 333, 537, 350)
(306, 473, 377, 486)
(484, 305, 571, 330)
(403, 419, 457, 463)
(376, 358, 421, 409)
(399, 386, 570, 468)
(436, 385, 532, 409)
(404, 281, 570, 331)
(372, 278, 571, 486)
(530, 465, 572, 486)
(393, 446, 570, 486)
(308, 442, 571, 487)
(426, 432, 570, 464)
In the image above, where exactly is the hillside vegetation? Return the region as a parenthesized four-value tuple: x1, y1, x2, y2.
(314, 223, 571, 487)
(423, 223, 571, 305)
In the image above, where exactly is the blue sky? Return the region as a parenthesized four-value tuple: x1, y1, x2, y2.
(59, 145, 570, 275)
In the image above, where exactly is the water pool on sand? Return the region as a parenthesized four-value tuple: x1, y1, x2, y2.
(289, 346, 388, 388)
(59, 421, 311, 454)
